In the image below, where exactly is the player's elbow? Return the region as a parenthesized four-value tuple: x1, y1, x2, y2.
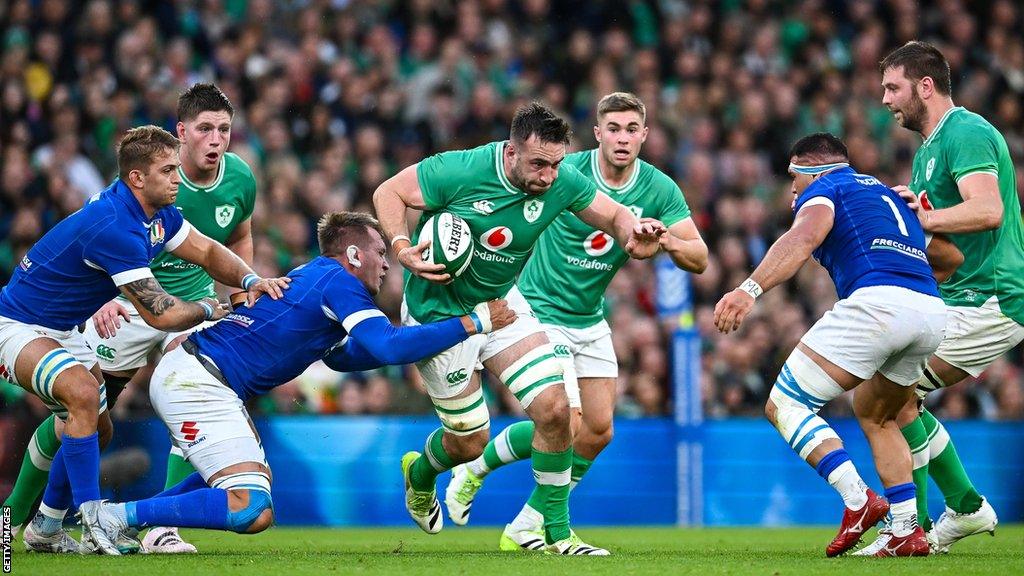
(689, 243, 709, 274)
(982, 204, 1003, 230)
(371, 179, 398, 211)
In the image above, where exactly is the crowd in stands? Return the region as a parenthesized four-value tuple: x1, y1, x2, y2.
(1, 0, 1022, 420)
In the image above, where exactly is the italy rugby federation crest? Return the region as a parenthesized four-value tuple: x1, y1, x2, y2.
(215, 204, 236, 228)
(523, 199, 544, 223)
(148, 219, 165, 246)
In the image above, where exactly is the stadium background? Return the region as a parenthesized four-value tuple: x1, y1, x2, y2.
(0, 0, 1022, 526)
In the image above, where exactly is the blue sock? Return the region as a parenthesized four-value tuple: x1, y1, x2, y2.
(884, 482, 916, 505)
(152, 472, 208, 499)
(59, 433, 101, 508)
(41, 446, 74, 511)
(131, 488, 230, 530)
(815, 448, 851, 480)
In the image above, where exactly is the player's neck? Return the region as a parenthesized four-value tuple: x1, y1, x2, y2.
(128, 187, 160, 219)
(597, 151, 636, 188)
(921, 98, 956, 140)
(180, 148, 220, 187)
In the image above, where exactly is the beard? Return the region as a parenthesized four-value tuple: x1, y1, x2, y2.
(898, 87, 928, 133)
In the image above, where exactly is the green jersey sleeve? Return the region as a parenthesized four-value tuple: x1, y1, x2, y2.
(947, 125, 1000, 182)
(562, 166, 598, 213)
(239, 164, 257, 220)
(658, 179, 692, 227)
(416, 149, 478, 211)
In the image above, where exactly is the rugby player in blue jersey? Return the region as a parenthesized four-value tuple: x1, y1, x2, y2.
(0, 126, 289, 554)
(84, 212, 514, 543)
(715, 133, 951, 557)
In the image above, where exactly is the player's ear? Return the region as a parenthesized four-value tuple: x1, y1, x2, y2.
(593, 124, 601, 142)
(127, 169, 145, 188)
(346, 245, 362, 268)
(176, 121, 186, 140)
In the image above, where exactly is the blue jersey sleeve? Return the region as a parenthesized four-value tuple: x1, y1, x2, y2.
(345, 315, 472, 366)
(160, 207, 190, 252)
(82, 224, 154, 287)
(794, 179, 837, 214)
(322, 337, 384, 372)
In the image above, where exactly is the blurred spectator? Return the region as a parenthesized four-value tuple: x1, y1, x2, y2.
(1, 1, 1022, 420)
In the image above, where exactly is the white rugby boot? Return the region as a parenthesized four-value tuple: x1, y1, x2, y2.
(77, 500, 123, 555)
(22, 513, 80, 554)
(928, 497, 997, 553)
(142, 526, 197, 554)
(445, 464, 483, 526)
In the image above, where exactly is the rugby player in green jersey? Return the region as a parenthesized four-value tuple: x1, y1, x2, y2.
(373, 102, 666, 555)
(857, 41, 1023, 555)
(445, 93, 708, 553)
(5, 83, 259, 554)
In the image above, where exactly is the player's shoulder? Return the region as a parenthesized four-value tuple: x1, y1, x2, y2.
(223, 152, 257, 184)
(429, 142, 498, 167)
(635, 158, 679, 192)
(943, 108, 1001, 142)
(564, 149, 592, 171)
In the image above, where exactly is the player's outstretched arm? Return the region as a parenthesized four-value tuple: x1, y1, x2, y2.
(119, 277, 229, 332)
(660, 217, 708, 273)
(170, 226, 291, 305)
(575, 192, 665, 259)
(714, 205, 833, 333)
(372, 164, 450, 283)
(224, 218, 255, 307)
(895, 174, 1003, 234)
(324, 300, 516, 371)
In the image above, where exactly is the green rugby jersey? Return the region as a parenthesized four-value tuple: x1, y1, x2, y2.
(909, 106, 1024, 324)
(147, 152, 256, 301)
(405, 141, 597, 323)
(518, 149, 692, 328)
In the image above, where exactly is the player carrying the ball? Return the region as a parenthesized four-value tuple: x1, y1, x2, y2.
(373, 102, 665, 555)
(444, 92, 708, 554)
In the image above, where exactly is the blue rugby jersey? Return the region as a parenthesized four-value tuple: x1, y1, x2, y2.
(0, 180, 188, 330)
(793, 167, 938, 299)
(190, 256, 472, 401)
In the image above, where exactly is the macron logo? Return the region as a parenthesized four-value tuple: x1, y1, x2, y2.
(181, 421, 200, 442)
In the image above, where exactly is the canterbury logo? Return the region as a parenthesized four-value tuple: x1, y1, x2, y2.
(181, 421, 200, 442)
(95, 345, 116, 361)
(446, 369, 468, 385)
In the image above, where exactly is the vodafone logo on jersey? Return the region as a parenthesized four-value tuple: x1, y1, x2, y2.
(584, 231, 614, 257)
(480, 226, 513, 251)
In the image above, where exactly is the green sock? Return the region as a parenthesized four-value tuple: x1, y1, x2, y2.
(569, 452, 594, 490)
(901, 416, 932, 531)
(530, 447, 572, 544)
(409, 428, 454, 491)
(481, 421, 534, 471)
(919, 409, 983, 514)
(3, 415, 60, 526)
(164, 449, 198, 490)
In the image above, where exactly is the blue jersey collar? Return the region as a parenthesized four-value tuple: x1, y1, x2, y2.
(111, 179, 157, 224)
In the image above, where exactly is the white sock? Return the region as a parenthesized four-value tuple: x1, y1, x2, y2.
(826, 461, 869, 510)
(890, 498, 918, 537)
(509, 503, 543, 532)
(466, 456, 490, 478)
(36, 502, 66, 535)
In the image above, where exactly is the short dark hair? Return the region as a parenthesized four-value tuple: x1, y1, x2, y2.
(510, 102, 571, 145)
(789, 133, 849, 164)
(879, 41, 951, 96)
(117, 125, 180, 179)
(317, 212, 384, 256)
(177, 83, 234, 123)
(597, 92, 646, 124)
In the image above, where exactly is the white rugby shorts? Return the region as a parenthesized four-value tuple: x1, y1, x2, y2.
(800, 285, 946, 386)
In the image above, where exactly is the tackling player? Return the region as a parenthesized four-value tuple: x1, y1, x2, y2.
(715, 133, 944, 557)
(0, 125, 286, 554)
(86, 212, 515, 544)
(3, 83, 258, 555)
(859, 40, 1023, 554)
(444, 92, 707, 554)
(373, 102, 665, 555)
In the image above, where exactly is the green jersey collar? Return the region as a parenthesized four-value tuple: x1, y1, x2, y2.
(178, 155, 226, 192)
(589, 149, 640, 194)
(494, 141, 523, 194)
(923, 106, 964, 147)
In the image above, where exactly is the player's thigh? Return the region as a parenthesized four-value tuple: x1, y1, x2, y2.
(877, 296, 947, 387)
(542, 324, 581, 410)
(854, 372, 918, 424)
(931, 297, 1024, 380)
(83, 309, 164, 375)
(150, 346, 268, 483)
(483, 314, 567, 414)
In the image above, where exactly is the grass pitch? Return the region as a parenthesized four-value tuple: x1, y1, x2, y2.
(8, 525, 1023, 575)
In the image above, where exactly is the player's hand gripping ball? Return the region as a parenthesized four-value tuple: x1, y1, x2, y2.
(417, 212, 474, 278)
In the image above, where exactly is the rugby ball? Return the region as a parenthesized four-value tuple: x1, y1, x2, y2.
(418, 212, 474, 277)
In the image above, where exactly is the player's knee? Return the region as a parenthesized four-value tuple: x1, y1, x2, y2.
(532, 387, 570, 432)
(764, 398, 778, 425)
(57, 380, 100, 413)
(501, 345, 566, 416)
(225, 488, 274, 534)
(581, 416, 613, 452)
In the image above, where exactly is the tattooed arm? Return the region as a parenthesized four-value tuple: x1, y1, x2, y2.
(119, 277, 229, 331)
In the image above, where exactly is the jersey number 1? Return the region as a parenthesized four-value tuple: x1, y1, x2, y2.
(880, 195, 909, 237)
